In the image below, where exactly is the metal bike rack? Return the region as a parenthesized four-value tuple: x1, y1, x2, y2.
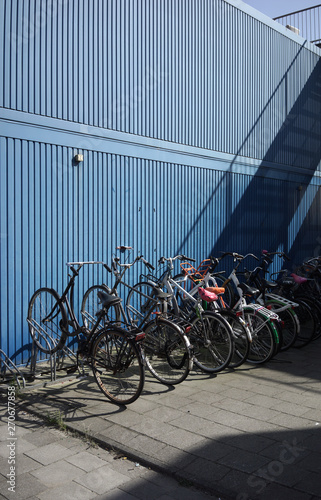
(27, 318, 83, 382)
(0, 349, 26, 389)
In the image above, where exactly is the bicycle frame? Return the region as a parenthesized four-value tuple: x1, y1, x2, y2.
(52, 261, 112, 340)
(95, 250, 164, 330)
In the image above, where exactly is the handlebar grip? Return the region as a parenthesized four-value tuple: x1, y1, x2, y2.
(103, 263, 112, 273)
(117, 245, 133, 251)
(180, 254, 196, 262)
(141, 257, 155, 271)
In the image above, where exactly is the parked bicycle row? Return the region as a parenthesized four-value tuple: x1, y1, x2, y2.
(27, 247, 321, 406)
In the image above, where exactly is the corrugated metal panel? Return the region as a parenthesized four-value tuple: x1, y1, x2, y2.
(1, 0, 320, 166)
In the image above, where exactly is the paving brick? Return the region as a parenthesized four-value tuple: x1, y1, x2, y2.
(19, 429, 59, 447)
(179, 457, 230, 493)
(65, 450, 108, 471)
(218, 449, 271, 473)
(75, 464, 130, 494)
(30, 459, 84, 487)
(156, 426, 207, 450)
(126, 433, 167, 458)
(1, 471, 47, 500)
(37, 481, 96, 500)
(24, 442, 75, 466)
(98, 423, 139, 445)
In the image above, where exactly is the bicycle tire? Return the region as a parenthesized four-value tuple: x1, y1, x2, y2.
(27, 287, 68, 354)
(172, 273, 197, 317)
(294, 295, 321, 341)
(190, 311, 234, 373)
(81, 285, 121, 330)
(293, 299, 316, 348)
(126, 281, 163, 326)
(215, 309, 250, 368)
(243, 308, 277, 364)
(142, 317, 191, 385)
(265, 300, 299, 351)
(209, 274, 236, 308)
(91, 328, 144, 405)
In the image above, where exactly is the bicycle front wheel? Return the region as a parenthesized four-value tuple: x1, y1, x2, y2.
(91, 329, 144, 405)
(81, 285, 121, 330)
(190, 311, 233, 373)
(27, 288, 68, 354)
(143, 317, 191, 385)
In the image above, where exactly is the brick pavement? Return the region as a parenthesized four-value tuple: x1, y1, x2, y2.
(1, 338, 321, 500)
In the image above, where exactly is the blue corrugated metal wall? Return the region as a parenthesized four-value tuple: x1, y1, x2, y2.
(1, 0, 321, 363)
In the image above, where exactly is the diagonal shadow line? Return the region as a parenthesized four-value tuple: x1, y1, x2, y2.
(176, 41, 310, 255)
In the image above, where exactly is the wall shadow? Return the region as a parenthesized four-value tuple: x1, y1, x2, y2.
(209, 55, 321, 265)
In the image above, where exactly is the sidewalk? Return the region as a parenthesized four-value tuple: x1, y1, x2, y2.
(1, 338, 321, 500)
(0, 408, 216, 500)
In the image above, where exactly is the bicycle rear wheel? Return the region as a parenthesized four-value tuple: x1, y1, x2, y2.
(81, 285, 121, 330)
(190, 311, 233, 373)
(27, 288, 68, 354)
(126, 281, 163, 325)
(244, 309, 277, 364)
(293, 299, 316, 348)
(265, 301, 299, 351)
(294, 295, 321, 341)
(91, 328, 144, 405)
(143, 318, 191, 385)
(216, 309, 250, 368)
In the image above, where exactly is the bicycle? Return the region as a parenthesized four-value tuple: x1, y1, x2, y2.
(27, 262, 145, 405)
(126, 254, 235, 373)
(81, 248, 192, 385)
(239, 251, 300, 352)
(201, 252, 282, 364)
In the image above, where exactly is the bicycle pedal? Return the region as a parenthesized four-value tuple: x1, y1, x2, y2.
(66, 366, 78, 374)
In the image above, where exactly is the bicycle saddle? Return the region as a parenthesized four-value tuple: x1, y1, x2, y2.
(204, 286, 225, 295)
(97, 291, 122, 308)
(291, 273, 308, 284)
(237, 282, 260, 297)
(152, 288, 172, 300)
(198, 287, 218, 302)
(259, 278, 278, 290)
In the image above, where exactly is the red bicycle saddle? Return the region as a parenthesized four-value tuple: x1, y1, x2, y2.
(291, 273, 308, 284)
(198, 287, 218, 302)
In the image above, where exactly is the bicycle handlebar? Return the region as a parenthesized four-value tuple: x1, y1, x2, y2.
(261, 250, 290, 261)
(66, 261, 112, 273)
(113, 255, 155, 271)
(219, 252, 259, 261)
(158, 254, 196, 265)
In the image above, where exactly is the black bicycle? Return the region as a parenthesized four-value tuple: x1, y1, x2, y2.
(27, 262, 145, 405)
(81, 248, 193, 385)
